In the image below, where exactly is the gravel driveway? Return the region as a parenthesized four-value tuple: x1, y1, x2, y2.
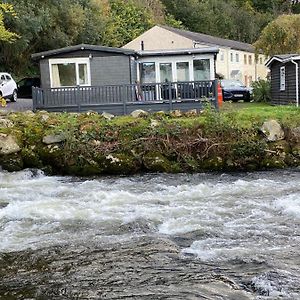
(0, 98, 33, 113)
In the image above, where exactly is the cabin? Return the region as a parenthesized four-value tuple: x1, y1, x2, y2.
(32, 44, 219, 114)
(265, 54, 300, 106)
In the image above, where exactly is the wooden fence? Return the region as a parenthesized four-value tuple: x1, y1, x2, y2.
(32, 80, 218, 115)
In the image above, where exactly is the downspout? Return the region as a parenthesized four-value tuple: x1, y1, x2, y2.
(291, 60, 299, 107)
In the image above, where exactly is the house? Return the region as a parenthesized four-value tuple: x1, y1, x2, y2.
(31, 44, 219, 114)
(123, 25, 268, 87)
(265, 54, 300, 107)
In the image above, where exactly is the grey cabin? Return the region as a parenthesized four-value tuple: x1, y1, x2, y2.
(266, 54, 300, 107)
(32, 44, 219, 114)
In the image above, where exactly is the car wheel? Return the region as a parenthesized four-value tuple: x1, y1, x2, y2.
(244, 94, 251, 102)
(10, 90, 17, 102)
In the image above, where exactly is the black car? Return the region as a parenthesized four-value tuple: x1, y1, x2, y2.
(220, 79, 251, 102)
(17, 77, 40, 98)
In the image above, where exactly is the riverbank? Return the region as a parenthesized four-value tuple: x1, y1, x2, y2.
(0, 104, 299, 175)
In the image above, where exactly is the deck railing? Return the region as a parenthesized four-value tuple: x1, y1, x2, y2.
(32, 80, 218, 114)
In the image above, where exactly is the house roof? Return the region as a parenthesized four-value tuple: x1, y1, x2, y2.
(158, 25, 254, 53)
(32, 44, 136, 60)
(265, 54, 300, 67)
(137, 47, 219, 57)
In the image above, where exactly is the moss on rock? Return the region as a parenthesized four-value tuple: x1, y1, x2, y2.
(143, 152, 181, 173)
(0, 153, 23, 172)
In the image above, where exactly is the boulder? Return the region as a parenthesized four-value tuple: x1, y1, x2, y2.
(23, 110, 35, 117)
(130, 109, 149, 118)
(290, 126, 300, 143)
(40, 114, 50, 122)
(0, 118, 14, 128)
(170, 110, 182, 118)
(150, 119, 159, 128)
(42, 133, 66, 144)
(185, 109, 198, 117)
(101, 112, 115, 120)
(261, 120, 285, 142)
(0, 134, 21, 155)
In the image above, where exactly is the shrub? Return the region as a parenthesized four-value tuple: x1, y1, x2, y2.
(251, 79, 271, 103)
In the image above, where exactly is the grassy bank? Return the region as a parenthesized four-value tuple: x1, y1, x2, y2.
(0, 103, 299, 175)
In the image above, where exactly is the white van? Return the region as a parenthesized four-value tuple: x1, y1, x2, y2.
(0, 73, 18, 102)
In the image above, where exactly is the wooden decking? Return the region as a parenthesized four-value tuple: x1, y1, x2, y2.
(32, 80, 218, 114)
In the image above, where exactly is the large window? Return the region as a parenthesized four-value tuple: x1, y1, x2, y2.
(160, 63, 173, 82)
(50, 58, 90, 88)
(140, 62, 156, 83)
(193, 59, 210, 81)
(176, 62, 189, 81)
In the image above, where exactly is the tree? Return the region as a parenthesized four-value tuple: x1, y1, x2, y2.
(0, 2, 18, 42)
(103, 0, 155, 47)
(254, 14, 300, 56)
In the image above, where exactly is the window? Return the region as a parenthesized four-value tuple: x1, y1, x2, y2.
(248, 75, 253, 85)
(236, 53, 239, 63)
(230, 53, 233, 62)
(244, 75, 248, 86)
(140, 62, 156, 83)
(193, 59, 210, 80)
(219, 51, 224, 61)
(249, 55, 252, 65)
(176, 62, 189, 81)
(259, 57, 263, 64)
(5, 75, 11, 81)
(159, 63, 173, 82)
(49, 58, 90, 88)
(244, 54, 247, 64)
(280, 66, 286, 91)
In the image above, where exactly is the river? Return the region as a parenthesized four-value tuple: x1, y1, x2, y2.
(0, 169, 299, 299)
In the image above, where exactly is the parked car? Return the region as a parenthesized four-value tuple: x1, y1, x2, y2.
(0, 72, 18, 102)
(220, 79, 251, 102)
(17, 77, 41, 98)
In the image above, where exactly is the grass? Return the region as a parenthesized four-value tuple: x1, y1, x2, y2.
(219, 102, 300, 128)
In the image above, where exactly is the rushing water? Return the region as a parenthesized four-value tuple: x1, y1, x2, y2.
(0, 169, 300, 299)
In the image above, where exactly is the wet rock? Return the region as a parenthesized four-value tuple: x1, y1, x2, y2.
(261, 120, 285, 142)
(42, 133, 66, 144)
(0, 118, 14, 128)
(130, 109, 149, 118)
(101, 112, 114, 120)
(0, 134, 21, 155)
(0, 237, 254, 300)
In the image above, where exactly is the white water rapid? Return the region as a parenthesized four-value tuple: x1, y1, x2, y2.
(0, 169, 300, 299)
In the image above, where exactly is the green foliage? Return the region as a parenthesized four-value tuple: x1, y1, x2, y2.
(1, 0, 300, 76)
(254, 14, 300, 56)
(251, 79, 271, 103)
(103, 0, 155, 47)
(0, 2, 18, 42)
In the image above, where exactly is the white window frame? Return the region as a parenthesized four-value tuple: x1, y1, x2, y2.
(49, 58, 91, 88)
(137, 54, 215, 83)
(280, 66, 286, 91)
